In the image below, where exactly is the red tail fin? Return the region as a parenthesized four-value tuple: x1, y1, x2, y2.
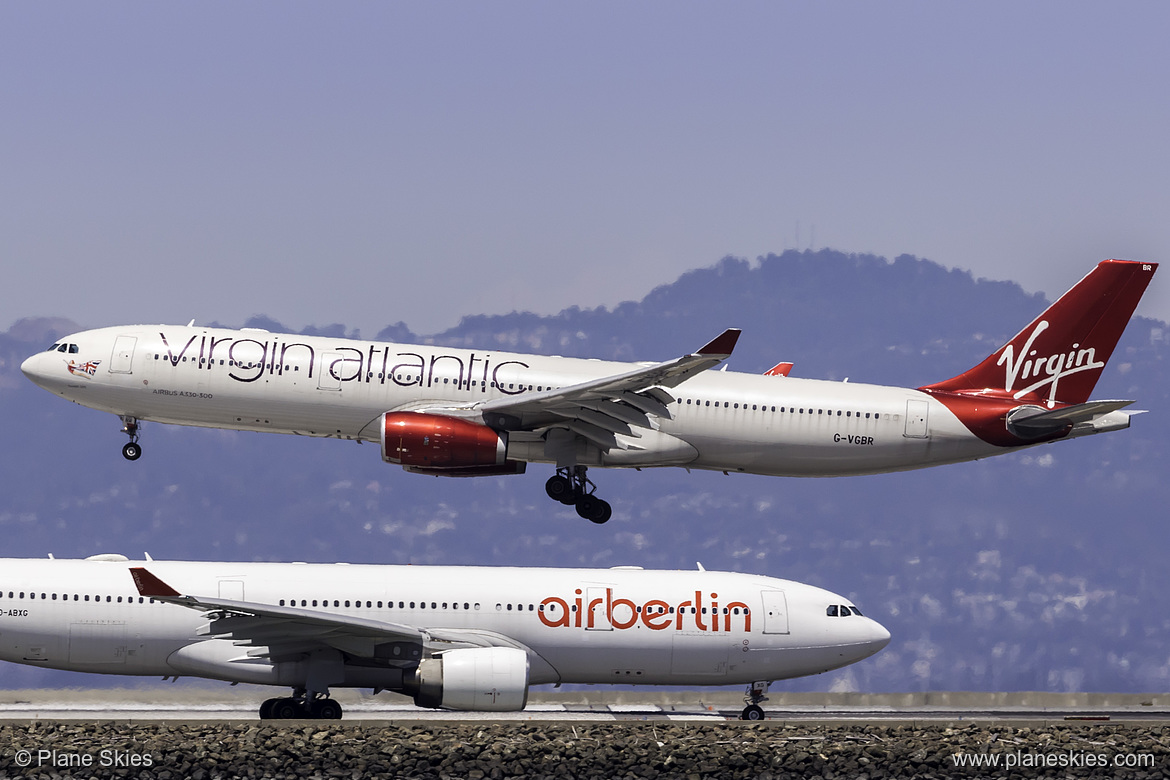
(920, 260, 1157, 406)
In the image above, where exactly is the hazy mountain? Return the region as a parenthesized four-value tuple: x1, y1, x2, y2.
(2, 249, 1167, 694)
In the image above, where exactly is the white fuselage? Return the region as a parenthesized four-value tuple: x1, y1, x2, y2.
(0, 557, 889, 690)
(21, 325, 1010, 476)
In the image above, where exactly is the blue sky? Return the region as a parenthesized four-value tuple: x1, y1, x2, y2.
(3, 3, 1168, 336)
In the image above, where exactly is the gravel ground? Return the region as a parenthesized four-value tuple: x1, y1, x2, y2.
(0, 721, 1167, 779)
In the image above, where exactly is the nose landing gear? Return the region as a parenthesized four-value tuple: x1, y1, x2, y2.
(120, 416, 142, 461)
(545, 466, 612, 524)
(740, 680, 770, 721)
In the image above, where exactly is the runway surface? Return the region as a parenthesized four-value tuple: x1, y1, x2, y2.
(1, 689, 1169, 724)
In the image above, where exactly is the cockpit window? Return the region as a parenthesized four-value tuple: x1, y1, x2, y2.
(46, 343, 60, 352)
(826, 605, 839, 617)
(68, 344, 79, 353)
(54, 343, 66, 352)
(849, 606, 863, 616)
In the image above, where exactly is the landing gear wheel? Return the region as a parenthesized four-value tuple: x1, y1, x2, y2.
(119, 416, 141, 460)
(259, 698, 279, 720)
(545, 475, 575, 505)
(552, 466, 611, 522)
(272, 698, 303, 719)
(576, 495, 612, 524)
(740, 704, 765, 721)
(310, 698, 343, 720)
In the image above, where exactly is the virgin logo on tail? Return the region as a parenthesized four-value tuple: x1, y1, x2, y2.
(997, 320, 1104, 407)
(922, 259, 1156, 409)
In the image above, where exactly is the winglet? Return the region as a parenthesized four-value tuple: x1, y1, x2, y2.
(129, 567, 183, 598)
(696, 328, 741, 356)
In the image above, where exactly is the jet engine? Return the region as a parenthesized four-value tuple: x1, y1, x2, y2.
(407, 647, 530, 712)
(381, 412, 509, 470)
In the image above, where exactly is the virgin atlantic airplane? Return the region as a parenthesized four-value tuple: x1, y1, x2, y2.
(0, 554, 889, 720)
(21, 260, 1157, 523)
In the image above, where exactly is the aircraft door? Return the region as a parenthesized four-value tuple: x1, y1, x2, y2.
(904, 399, 929, 438)
(670, 633, 729, 675)
(584, 586, 612, 630)
(318, 352, 343, 391)
(218, 580, 245, 600)
(760, 590, 790, 634)
(69, 622, 128, 664)
(109, 336, 137, 374)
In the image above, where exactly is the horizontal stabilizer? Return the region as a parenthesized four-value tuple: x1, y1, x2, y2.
(1007, 400, 1134, 438)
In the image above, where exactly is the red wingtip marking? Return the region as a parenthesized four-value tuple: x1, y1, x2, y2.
(697, 328, 741, 356)
(764, 362, 793, 377)
(129, 567, 182, 598)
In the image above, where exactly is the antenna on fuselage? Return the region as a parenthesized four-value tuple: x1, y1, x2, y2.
(186, 319, 195, 327)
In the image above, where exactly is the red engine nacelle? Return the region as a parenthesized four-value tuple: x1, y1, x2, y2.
(381, 412, 508, 469)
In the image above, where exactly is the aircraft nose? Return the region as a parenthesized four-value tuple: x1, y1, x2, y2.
(20, 352, 46, 383)
(867, 619, 892, 653)
(841, 616, 891, 662)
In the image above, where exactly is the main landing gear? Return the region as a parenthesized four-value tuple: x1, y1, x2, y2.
(740, 680, 770, 721)
(259, 690, 343, 720)
(120, 415, 142, 461)
(545, 466, 612, 524)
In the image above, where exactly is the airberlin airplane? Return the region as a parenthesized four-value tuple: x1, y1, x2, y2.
(21, 260, 1157, 524)
(0, 555, 889, 720)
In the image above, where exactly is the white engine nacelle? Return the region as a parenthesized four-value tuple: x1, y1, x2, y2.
(411, 647, 530, 711)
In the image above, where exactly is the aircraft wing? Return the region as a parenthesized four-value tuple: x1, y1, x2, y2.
(475, 328, 740, 449)
(130, 567, 489, 664)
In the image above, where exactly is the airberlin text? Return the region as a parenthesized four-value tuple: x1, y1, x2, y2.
(157, 331, 531, 394)
(539, 588, 751, 632)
